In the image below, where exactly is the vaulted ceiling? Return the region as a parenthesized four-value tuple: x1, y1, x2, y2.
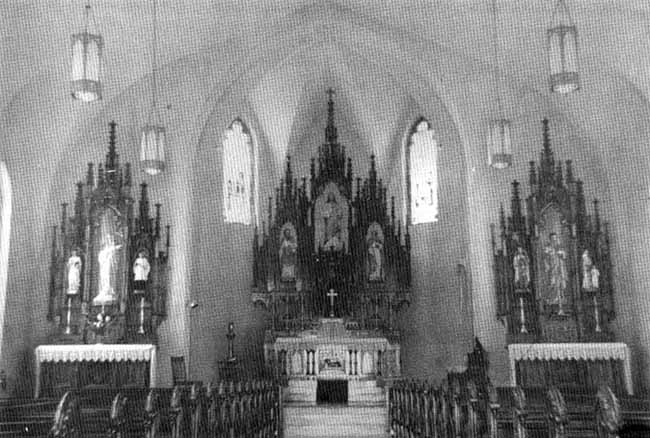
(1, 1, 649, 175)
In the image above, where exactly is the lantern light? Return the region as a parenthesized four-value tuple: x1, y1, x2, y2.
(140, 0, 166, 176)
(548, 0, 580, 94)
(488, 0, 513, 169)
(140, 125, 166, 176)
(71, 4, 103, 102)
(488, 119, 513, 169)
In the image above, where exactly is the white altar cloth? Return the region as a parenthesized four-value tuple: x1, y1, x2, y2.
(508, 343, 633, 395)
(34, 344, 157, 398)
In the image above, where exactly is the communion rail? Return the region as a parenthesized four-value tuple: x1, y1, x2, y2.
(389, 379, 650, 438)
(0, 379, 281, 438)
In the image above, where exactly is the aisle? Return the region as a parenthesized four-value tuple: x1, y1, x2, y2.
(282, 379, 389, 438)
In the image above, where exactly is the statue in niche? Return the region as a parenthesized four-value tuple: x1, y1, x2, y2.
(324, 225, 343, 251)
(366, 223, 384, 282)
(582, 250, 600, 292)
(94, 234, 123, 305)
(279, 223, 298, 281)
(133, 250, 151, 292)
(66, 248, 82, 295)
(542, 232, 568, 314)
(323, 192, 342, 241)
(513, 246, 530, 289)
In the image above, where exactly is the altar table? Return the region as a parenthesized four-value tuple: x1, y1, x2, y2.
(34, 344, 157, 398)
(508, 343, 633, 395)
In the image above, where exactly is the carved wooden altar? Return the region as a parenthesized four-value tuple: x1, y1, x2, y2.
(492, 119, 614, 344)
(251, 91, 411, 335)
(492, 119, 624, 392)
(46, 121, 170, 345)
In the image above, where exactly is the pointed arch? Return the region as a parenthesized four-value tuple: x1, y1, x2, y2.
(222, 118, 258, 225)
(403, 118, 439, 225)
(0, 162, 11, 351)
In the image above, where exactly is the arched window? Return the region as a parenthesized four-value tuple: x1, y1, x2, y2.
(404, 119, 439, 225)
(222, 119, 257, 225)
(0, 162, 11, 350)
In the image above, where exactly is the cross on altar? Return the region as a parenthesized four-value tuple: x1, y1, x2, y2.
(327, 289, 338, 317)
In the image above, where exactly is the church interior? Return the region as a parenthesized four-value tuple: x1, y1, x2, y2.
(2, 0, 650, 437)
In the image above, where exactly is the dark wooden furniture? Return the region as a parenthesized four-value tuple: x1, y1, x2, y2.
(46, 121, 170, 345)
(491, 119, 614, 344)
(251, 91, 411, 334)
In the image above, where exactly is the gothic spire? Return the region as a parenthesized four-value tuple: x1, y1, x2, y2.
(325, 88, 338, 144)
(106, 121, 118, 173)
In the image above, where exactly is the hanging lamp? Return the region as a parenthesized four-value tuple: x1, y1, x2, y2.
(488, 0, 512, 169)
(71, 3, 103, 102)
(548, 0, 580, 94)
(140, 0, 166, 175)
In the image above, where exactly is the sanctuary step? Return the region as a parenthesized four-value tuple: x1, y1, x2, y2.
(348, 379, 385, 405)
(284, 378, 385, 405)
(283, 404, 388, 438)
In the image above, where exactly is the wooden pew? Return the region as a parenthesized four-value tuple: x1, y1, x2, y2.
(596, 385, 650, 438)
(0, 397, 59, 437)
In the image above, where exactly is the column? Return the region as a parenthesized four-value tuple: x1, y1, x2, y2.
(345, 350, 350, 375)
(314, 349, 319, 375)
(302, 350, 308, 376)
(307, 351, 313, 375)
(395, 348, 401, 375)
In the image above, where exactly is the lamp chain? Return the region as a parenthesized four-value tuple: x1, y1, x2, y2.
(151, 0, 159, 120)
(492, 0, 502, 116)
(84, 4, 90, 33)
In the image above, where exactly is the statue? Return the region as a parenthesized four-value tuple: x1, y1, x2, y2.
(367, 226, 384, 282)
(279, 225, 298, 281)
(323, 193, 339, 237)
(513, 246, 530, 288)
(94, 235, 123, 305)
(542, 232, 568, 314)
(324, 225, 343, 251)
(66, 249, 82, 295)
(133, 251, 151, 292)
(582, 250, 600, 292)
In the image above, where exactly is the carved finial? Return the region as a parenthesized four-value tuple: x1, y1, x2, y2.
(139, 183, 150, 228)
(565, 160, 574, 183)
(325, 88, 338, 144)
(124, 163, 132, 187)
(106, 121, 118, 172)
(542, 118, 552, 160)
(155, 204, 161, 239)
(593, 199, 601, 233)
(529, 161, 537, 188)
(86, 163, 94, 187)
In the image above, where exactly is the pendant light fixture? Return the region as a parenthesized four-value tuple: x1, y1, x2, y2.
(488, 0, 512, 169)
(71, 3, 103, 102)
(140, 0, 166, 176)
(548, 0, 580, 94)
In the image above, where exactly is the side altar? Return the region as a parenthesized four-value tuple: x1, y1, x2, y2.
(492, 119, 629, 394)
(252, 91, 409, 399)
(36, 122, 170, 397)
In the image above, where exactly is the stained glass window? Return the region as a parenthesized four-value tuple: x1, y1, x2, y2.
(406, 119, 439, 224)
(222, 119, 256, 225)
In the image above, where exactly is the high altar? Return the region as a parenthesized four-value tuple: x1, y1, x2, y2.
(35, 122, 170, 397)
(252, 91, 410, 395)
(492, 119, 630, 394)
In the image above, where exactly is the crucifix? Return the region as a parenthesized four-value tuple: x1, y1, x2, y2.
(327, 288, 338, 318)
